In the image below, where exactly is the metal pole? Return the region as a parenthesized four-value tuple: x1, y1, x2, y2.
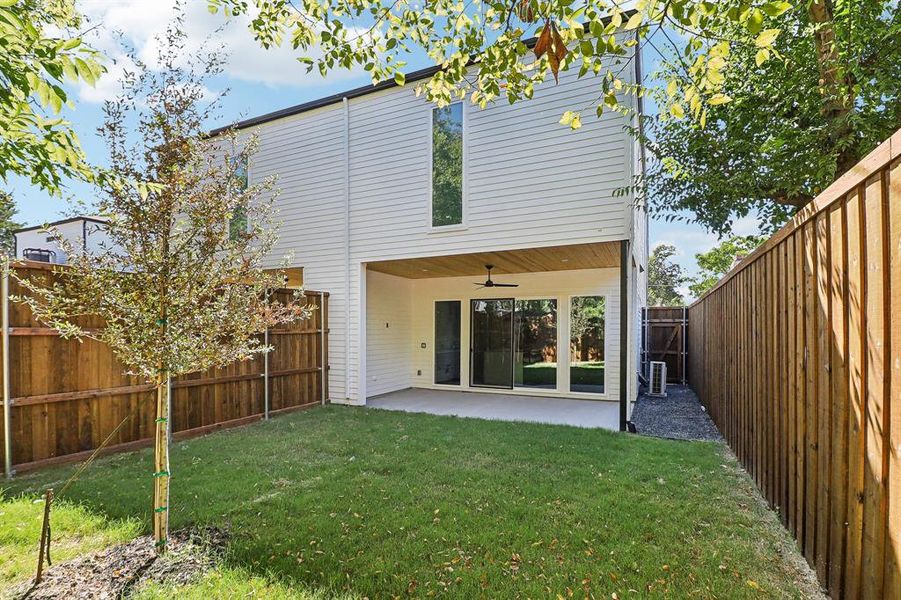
(263, 326, 270, 419)
(320, 292, 326, 406)
(682, 307, 688, 385)
(2, 259, 12, 478)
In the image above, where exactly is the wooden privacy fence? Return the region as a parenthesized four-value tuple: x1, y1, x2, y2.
(687, 130, 900, 599)
(642, 307, 687, 384)
(1, 260, 329, 475)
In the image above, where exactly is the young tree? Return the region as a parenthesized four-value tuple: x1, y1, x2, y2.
(0, 191, 18, 255)
(0, 0, 104, 194)
(209, 0, 798, 127)
(641, 1, 899, 234)
(14, 14, 309, 552)
(648, 243, 687, 307)
(688, 235, 764, 298)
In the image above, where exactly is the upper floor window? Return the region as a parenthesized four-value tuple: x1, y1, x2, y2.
(431, 102, 463, 227)
(229, 156, 249, 241)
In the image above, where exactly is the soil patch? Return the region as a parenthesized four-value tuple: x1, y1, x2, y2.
(9, 527, 227, 600)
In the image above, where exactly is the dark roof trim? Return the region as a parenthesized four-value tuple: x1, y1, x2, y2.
(13, 216, 109, 235)
(207, 11, 634, 137)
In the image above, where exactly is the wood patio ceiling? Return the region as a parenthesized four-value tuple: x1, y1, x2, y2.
(366, 241, 621, 279)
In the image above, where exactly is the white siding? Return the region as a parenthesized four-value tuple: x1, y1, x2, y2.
(408, 268, 621, 402)
(242, 54, 638, 403)
(15, 219, 112, 265)
(250, 103, 354, 401)
(365, 270, 413, 396)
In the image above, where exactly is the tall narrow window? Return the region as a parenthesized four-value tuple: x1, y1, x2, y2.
(514, 299, 557, 389)
(431, 103, 463, 227)
(434, 301, 461, 385)
(229, 156, 249, 241)
(570, 296, 606, 394)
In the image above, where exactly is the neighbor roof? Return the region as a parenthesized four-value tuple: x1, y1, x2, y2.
(13, 215, 109, 235)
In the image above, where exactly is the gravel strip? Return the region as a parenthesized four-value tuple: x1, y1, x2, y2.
(631, 384, 722, 441)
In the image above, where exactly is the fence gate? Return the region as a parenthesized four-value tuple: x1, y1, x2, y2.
(641, 307, 687, 384)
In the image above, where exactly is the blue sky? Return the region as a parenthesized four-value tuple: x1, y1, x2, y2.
(12, 0, 761, 300)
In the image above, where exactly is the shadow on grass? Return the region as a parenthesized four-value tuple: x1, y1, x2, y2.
(4, 406, 819, 598)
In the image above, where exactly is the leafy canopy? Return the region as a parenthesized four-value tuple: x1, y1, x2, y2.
(13, 11, 311, 552)
(209, 0, 796, 126)
(640, 1, 900, 234)
(0, 0, 104, 194)
(648, 243, 687, 306)
(688, 235, 764, 298)
(0, 191, 18, 255)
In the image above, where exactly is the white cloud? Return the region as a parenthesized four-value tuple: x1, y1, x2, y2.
(75, 0, 366, 103)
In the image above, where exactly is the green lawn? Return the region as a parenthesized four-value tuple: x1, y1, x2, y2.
(1, 407, 817, 598)
(520, 361, 604, 387)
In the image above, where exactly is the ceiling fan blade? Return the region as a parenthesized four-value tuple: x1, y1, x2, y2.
(492, 283, 519, 287)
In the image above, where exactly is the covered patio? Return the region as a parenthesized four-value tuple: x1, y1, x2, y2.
(367, 388, 620, 430)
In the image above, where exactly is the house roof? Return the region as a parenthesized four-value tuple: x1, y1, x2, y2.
(207, 13, 635, 137)
(13, 215, 109, 235)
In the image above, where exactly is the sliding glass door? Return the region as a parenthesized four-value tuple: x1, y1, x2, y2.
(470, 299, 514, 388)
(514, 299, 557, 389)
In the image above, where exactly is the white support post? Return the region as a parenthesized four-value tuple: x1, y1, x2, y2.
(264, 326, 270, 419)
(2, 259, 12, 478)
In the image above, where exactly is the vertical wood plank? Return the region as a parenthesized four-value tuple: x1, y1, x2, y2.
(804, 221, 819, 566)
(861, 172, 888, 599)
(885, 158, 901, 598)
(815, 212, 833, 582)
(845, 186, 866, 600)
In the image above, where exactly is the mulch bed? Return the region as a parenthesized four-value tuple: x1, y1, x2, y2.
(630, 384, 723, 442)
(10, 527, 228, 600)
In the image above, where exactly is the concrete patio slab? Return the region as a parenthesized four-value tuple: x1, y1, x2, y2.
(367, 388, 619, 430)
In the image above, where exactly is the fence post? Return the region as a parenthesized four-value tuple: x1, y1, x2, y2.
(320, 292, 326, 406)
(264, 325, 270, 420)
(2, 258, 11, 479)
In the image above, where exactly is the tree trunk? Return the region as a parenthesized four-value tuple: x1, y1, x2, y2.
(808, 0, 858, 175)
(152, 373, 171, 553)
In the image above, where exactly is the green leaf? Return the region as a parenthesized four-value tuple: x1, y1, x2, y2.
(761, 1, 792, 17)
(755, 48, 770, 66)
(666, 79, 678, 97)
(669, 103, 685, 119)
(624, 12, 642, 30)
(0, 0, 17, 7)
(746, 9, 764, 35)
(393, 71, 405, 86)
(754, 29, 780, 48)
(707, 94, 731, 105)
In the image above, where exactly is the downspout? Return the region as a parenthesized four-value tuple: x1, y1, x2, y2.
(343, 97, 351, 402)
(619, 240, 630, 432)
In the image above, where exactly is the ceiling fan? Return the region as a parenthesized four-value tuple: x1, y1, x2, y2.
(474, 264, 519, 288)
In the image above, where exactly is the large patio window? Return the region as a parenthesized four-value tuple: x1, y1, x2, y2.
(431, 103, 463, 227)
(434, 301, 461, 385)
(514, 299, 557, 389)
(570, 296, 606, 394)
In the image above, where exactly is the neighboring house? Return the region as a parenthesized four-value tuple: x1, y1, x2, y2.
(13, 216, 111, 265)
(212, 47, 649, 425)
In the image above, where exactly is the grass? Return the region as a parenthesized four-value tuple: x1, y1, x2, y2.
(1, 406, 816, 598)
(520, 361, 604, 387)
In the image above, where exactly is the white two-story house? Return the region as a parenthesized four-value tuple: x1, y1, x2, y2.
(209, 46, 649, 428)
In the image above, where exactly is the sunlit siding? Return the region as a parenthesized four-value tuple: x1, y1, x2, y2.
(245, 55, 638, 403)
